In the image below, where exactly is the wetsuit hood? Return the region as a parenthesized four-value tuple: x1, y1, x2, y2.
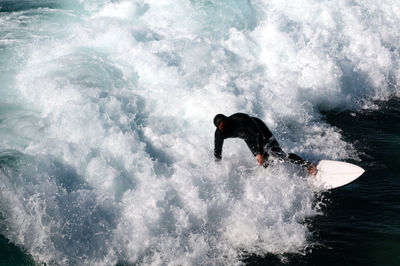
(213, 114, 228, 127)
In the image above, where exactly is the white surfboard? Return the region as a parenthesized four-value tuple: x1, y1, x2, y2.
(312, 160, 365, 189)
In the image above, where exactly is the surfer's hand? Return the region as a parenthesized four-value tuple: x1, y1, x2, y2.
(256, 154, 264, 166)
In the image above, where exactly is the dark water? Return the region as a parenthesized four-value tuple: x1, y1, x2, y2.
(245, 97, 400, 266)
(0, 235, 34, 265)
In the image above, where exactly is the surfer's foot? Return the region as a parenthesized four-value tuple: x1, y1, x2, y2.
(307, 164, 318, 176)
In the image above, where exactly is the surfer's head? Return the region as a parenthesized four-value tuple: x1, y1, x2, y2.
(214, 114, 228, 132)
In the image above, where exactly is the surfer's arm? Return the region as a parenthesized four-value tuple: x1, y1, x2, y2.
(253, 125, 265, 166)
(214, 129, 224, 160)
(250, 118, 266, 156)
(254, 132, 264, 155)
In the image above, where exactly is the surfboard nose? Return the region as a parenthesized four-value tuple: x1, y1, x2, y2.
(314, 160, 365, 189)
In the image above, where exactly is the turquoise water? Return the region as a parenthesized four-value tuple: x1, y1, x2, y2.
(1, 1, 400, 265)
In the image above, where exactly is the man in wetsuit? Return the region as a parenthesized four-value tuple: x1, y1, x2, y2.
(213, 113, 316, 173)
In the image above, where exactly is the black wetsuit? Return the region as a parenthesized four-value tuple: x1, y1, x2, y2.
(214, 113, 309, 167)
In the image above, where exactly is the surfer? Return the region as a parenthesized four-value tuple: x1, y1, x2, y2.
(213, 113, 317, 174)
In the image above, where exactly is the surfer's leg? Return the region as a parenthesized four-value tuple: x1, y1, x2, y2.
(262, 146, 284, 167)
(271, 147, 312, 168)
(287, 153, 317, 175)
(268, 142, 317, 174)
(287, 153, 307, 166)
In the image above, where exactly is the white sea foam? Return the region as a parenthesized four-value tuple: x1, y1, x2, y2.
(0, 0, 399, 264)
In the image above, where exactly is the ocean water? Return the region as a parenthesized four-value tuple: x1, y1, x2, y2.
(0, 0, 399, 265)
